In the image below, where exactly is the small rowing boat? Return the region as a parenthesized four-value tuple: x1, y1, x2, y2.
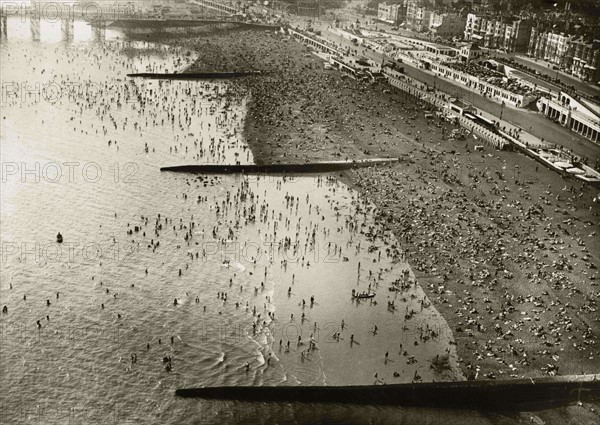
(353, 292, 375, 299)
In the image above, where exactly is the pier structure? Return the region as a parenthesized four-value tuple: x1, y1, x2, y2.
(0, 15, 7, 40)
(0, 0, 242, 42)
(91, 19, 106, 41)
(61, 16, 73, 41)
(30, 13, 40, 41)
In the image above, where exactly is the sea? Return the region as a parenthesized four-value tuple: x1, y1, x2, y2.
(0, 16, 507, 425)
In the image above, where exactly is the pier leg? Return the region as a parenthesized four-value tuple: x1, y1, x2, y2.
(61, 17, 73, 42)
(30, 14, 40, 41)
(92, 20, 106, 42)
(0, 15, 7, 41)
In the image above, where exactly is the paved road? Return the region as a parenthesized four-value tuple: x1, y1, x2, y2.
(402, 65, 600, 163)
(495, 53, 600, 100)
(507, 69, 558, 94)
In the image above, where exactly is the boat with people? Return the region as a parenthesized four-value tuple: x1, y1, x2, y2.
(352, 289, 375, 299)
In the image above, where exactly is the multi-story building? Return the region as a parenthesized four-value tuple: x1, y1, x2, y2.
(405, 0, 431, 32)
(429, 12, 467, 39)
(377, 1, 407, 25)
(464, 13, 533, 53)
(467, 0, 490, 13)
(397, 1, 408, 25)
(463, 13, 479, 40)
(528, 29, 600, 82)
(505, 18, 533, 53)
(569, 38, 600, 82)
(529, 29, 564, 64)
(378, 2, 394, 24)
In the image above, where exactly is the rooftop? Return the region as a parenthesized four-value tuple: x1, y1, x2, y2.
(450, 99, 472, 109)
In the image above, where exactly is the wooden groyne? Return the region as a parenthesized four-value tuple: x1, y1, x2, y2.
(160, 159, 400, 174)
(109, 19, 240, 28)
(128, 71, 264, 80)
(109, 19, 280, 31)
(175, 374, 600, 409)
